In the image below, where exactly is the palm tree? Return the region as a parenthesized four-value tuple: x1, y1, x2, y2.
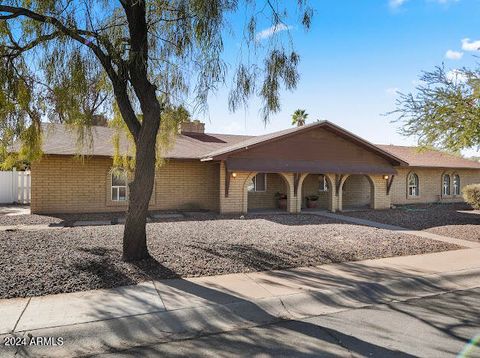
(291, 109, 308, 127)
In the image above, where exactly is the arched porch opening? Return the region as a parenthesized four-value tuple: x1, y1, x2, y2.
(246, 173, 290, 213)
(341, 174, 374, 210)
(300, 173, 333, 211)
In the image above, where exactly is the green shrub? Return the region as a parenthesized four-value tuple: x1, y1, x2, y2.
(462, 184, 480, 209)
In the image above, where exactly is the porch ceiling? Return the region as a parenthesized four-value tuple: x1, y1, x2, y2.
(225, 158, 397, 175)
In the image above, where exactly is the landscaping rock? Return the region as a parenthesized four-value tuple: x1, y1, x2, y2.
(341, 203, 480, 242)
(0, 214, 459, 299)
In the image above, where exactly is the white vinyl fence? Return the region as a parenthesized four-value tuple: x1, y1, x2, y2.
(0, 169, 31, 204)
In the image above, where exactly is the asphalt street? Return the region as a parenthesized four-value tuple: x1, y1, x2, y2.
(98, 287, 480, 357)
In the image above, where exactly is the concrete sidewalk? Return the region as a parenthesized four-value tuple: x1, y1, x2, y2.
(1, 247, 479, 357)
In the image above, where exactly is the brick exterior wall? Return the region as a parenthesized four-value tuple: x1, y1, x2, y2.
(219, 163, 296, 214)
(31, 156, 480, 214)
(154, 160, 219, 211)
(390, 167, 480, 205)
(369, 175, 391, 210)
(31, 155, 114, 214)
(336, 174, 389, 211)
(300, 174, 331, 209)
(247, 173, 287, 210)
(31, 155, 219, 214)
(341, 175, 372, 208)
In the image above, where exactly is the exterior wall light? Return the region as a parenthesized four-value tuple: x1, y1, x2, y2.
(232, 172, 237, 178)
(383, 175, 389, 180)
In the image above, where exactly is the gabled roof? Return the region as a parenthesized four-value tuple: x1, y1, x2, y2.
(378, 144, 480, 169)
(10, 122, 480, 170)
(201, 121, 408, 167)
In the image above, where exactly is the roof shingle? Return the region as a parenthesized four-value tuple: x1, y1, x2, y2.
(13, 123, 253, 159)
(11, 123, 480, 169)
(377, 144, 480, 169)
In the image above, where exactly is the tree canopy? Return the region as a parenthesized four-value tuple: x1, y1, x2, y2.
(0, 0, 313, 166)
(291, 108, 308, 126)
(393, 65, 480, 153)
(0, 0, 313, 260)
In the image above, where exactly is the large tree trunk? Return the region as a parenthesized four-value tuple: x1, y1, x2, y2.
(122, 100, 161, 261)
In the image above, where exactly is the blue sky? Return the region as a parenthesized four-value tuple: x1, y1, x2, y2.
(198, 0, 480, 156)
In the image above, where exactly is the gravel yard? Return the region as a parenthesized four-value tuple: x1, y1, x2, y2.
(341, 203, 480, 242)
(0, 213, 64, 226)
(0, 208, 181, 227)
(0, 214, 459, 299)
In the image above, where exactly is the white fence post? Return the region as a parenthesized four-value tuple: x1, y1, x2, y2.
(12, 168, 18, 203)
(26, 171, 31, 203)
(19, 171, 25, 204)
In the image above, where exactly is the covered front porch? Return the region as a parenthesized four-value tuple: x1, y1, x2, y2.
(219, 164, 395, 214)
(201, 121, 406, 215)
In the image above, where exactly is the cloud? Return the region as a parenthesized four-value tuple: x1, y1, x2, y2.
(390, 0, 458, 9)
(446, 69, 467, 83)
(255, 23, 292, 41)
(389, 0, 407, 8)
(445, 50, 463, 60)
(430, 0, 459, 3)
(461, 38, 480, 51)
(386, 87, 400, 96)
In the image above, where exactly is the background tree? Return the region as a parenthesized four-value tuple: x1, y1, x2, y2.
(0, 1, 313, 261)
(292, 109, 308, 126)
(393, 65, 480, 153)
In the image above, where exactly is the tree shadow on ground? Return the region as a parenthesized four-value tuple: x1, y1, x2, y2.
(72, 247, 181, 289)
(184, 242, 296, 272)
(109, 320, 418, 357)
(26, 255, 479, 358)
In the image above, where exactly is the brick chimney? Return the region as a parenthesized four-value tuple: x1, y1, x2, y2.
(180, 120, 205, 134)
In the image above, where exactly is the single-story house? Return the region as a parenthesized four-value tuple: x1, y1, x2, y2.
(24, 121, 480, 214)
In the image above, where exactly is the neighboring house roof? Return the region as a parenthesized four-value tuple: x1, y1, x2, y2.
(377, 144, 480, 170)
(10, 122, 480, 169)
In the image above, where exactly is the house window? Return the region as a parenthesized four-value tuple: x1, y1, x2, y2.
(453, 174, 460, 196)
(248, 173, 267, 192)
(407, 172, 419, 197)
(112, 169, 128, 201)
(443, 174, 451, 196)
(318, 174, 328, 192)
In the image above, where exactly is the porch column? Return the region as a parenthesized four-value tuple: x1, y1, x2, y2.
(335, 174, 346, 212)
(219, 161, 253, 214)
(277, 172, 297, 213)
(326, 173, 337, 212)
(370, 174, 391, 210)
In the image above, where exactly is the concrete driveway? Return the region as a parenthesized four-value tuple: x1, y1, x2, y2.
(0, 205, 30, 216)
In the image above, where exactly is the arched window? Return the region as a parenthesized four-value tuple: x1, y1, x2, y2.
(453, 174, 460, 196)
(407, 172, 419, 197)
(443, 174, 451, 196)
(111, 169, 128, 201)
